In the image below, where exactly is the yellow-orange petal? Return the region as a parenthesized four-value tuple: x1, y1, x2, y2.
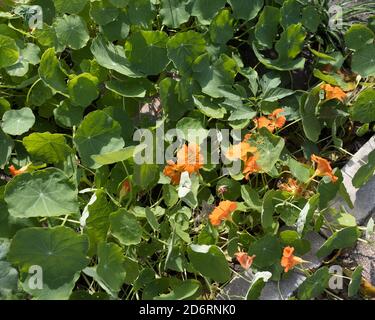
(209, 200, 237, 226)
(177, 143, 203, 173)
(281, 246, 306, 273)
(243, 154, 261, 179)
(8, 165, 28, 177)
(255, 116, 274, 132)
(235, 252, 256, 270)
(163, 162, 184, 185)
(321, 84, 347, 102)
(311, 154, 338, 183)
(226, 142, 257, 162)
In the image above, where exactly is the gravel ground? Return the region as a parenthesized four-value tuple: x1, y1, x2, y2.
(328, 0, 375, 23)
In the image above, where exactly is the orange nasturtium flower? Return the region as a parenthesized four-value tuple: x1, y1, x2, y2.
(235, 252, 256, 270)
(8, 164, 30, 177)
(311, 154, 338, 183)
(243, 153, 261, 179)
(226, 141, 257, 162)
(281, 246, 307, 273)
(163, 143, 203, 185)
(163, 161, 185, 185)
(255, 108, 286, 133)
(176, 143, 204, 174)
(320, 84, 347, 102)
(279, 178, 304, 196)
(209, 200, 237, 226)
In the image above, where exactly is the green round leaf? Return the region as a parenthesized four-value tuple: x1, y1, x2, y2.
(73, 110, 125, 169)
(191, 0, 226, 25)
(286, 157, 311, 183)
(23, 132, 73, 164)
(275, 23, 306, 60)
(27, 79, 54, 107)
(248, 128, 285, 172)
(91, 146, 136, 165)
(246, 271, 272, 300)
(105, 78, 152, 98)
(193, 95, 226, 119)
(187, 244, 231, 283)
(350, 88, 375, 123)
(155, 279, 201, 300)
(133, 163, 160, 191)
(125, 30, 170, 76)
(8, 226, 89, 289)
(255, 6, 280, 49)
(344, 24, 374, 51)
(68, 73, 99, 107)
(38, 48, 67, 94)
(6, 43, 41, 77)
(1, 107, 35, 136)
(351, 44, 375, 77)
(317, 226, 360, 258)
(193, 53, 238, 98)
(280, 0, 302, 29)
(0, 128, 13, 169)
(89, 0, 119, 25)
(99, 12, 130, 41)
(209, 9, 234, 45)
(228, 0, 263, 21)
(0, 98, 11, 117)
(167, 31, 206, 74)
(109, 209, 143, 246)
(4, 168, 79, 218)
(91, 36, 141, 77)
(0, 35, 19, 69)
(248, 234, 282, 268)
(127, 0, 155, 27)
(85, 191, 116, 255)
(241, 185, 262, 212)
(160, 0, 190, 28)
(297, 267, 330, 300)
(301, 5, 321, 32)
(96, 242, 126, 293)
(54, 0, 89, 14)
(55, 14, 90, 50)
(53, 100, 84, 128)
(352, 149, 375, 188)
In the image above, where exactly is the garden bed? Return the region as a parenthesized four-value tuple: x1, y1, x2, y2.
(219, 135, 375, 300)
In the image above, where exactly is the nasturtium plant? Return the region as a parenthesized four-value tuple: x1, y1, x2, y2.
(125, 30, 169, 76)
(22, 132, 73, 164)
(0, 0, 373, 301)
(39, 48, 68, 94)
(68, 73, 99, 107)
(4, 168, 79, 218)
(8, 226, 89, 288)
(0, 35, 19, 69)
(1, 107, 35, 136)
(54, 14, 90, 50)
(73, 110, 125, 169)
